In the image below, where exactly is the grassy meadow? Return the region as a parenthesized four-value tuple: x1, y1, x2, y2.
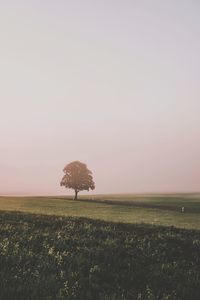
(1, 194, 200, 299)
(1, 211, 200, 300)
(0, 193, 200, 229)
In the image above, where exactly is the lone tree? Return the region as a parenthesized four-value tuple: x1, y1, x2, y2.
(60, 161, 95, 200)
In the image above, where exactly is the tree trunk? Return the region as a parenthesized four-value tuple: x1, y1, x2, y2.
(74, 189, 78, 200)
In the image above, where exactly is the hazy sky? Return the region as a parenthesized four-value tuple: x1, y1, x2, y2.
(0, 1, 200, 195)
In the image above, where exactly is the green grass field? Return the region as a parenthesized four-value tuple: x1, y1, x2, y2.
(1, 193, 200, 229)
(1, 211, 200, 300)
(1, 194, 200, 299)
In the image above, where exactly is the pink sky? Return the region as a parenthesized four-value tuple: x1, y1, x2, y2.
(0, 1, 200, 195)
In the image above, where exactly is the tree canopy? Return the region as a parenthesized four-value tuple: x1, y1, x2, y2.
(60, 161, 95, 200)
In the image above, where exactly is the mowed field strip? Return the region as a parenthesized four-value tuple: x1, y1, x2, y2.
(1, 194, 200, 229)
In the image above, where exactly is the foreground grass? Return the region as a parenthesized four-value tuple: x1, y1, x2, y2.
(1, 211, 200, 299)
(1, 195, 200, 229)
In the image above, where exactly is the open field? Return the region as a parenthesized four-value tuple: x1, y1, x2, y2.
(0, 194, 200, 229)
(1, 211, 200, 300)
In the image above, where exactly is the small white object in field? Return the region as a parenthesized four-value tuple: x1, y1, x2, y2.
(181, 206, 185, 213)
